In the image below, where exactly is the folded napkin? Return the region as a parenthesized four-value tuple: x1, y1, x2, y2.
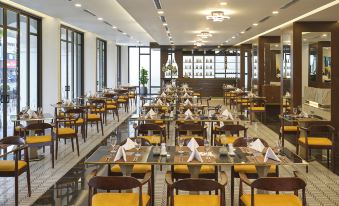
(145, 109, 157, 119)
(182, 84, 188, 89)
(166, 84, 172, 89)
(156, 99, 163, 105)
(185, 114, 194, 120)
(26, 109, 38, 119)
(249, 139, 265, 153)
(184, 109, 193, 116)
(235, 88, 243, 92)
(143, 102, 150, 107)
(183, 93, 190, 98)
(187, 137, 199, 151)
(187, 148, 203, 162)
(166, 88, 171, 92)
(221, 109, 234, 120)
(264, 147, 281, 162)
(301, 111, 308, 118)
(161, 92, 167, 97)
(226, 84, 233, 88)
(86, 92, 91, 98)
(114, 146, 127, 162)
(184, 99, 192, 106)
(285, 92, 291, 97)
(228, 144, 235, 155)
(219, 121, 225, 128)
(122, 138, 137, 150)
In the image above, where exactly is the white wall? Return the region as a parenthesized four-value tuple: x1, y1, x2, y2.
(84, 32, 97, 93)
(107, 41, 117, 88)
(120, 46, 129, 84)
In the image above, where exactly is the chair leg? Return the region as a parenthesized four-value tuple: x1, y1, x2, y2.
(55, 139, 59, 160)
(51, 143, 55, 168)
(75, 137, 80, 156)
(327, 149, 330, 169)
(15, 174, 19, 206)
(101, 121, 104, 136)
(231, 170, 234, 206)
(71, 138, 75, 152)
(96, 121, 99, 133)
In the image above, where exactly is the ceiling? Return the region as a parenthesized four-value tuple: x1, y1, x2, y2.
(7, 0, 154, 45)
(5, 0, 339, 46)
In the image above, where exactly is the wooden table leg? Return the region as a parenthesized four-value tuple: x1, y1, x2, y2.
(187, 165, 202, 194)
(255, 165, 269, 194)
(119, 164, 134, 192)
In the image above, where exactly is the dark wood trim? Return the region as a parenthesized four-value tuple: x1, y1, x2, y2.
(240, 44, 252, 90)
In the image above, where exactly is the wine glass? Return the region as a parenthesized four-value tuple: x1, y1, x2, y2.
(109, 136, 117, 155)
(293, 108, 298, 116)
(135, 138, 142, 157)
(194, 107, 198, 115)
(204, 139, 211, 160)
(178, 138, 184, 154)
(276, 139, 283, 155)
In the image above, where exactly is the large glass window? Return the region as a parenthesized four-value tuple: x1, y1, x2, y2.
(60, 25, 84, 99)
(96, 38, 107, 91)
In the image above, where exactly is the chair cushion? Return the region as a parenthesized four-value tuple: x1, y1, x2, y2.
(53, 128, 76, 135)
(174, 194, 220, 206)
(15, 126, 22, 132)
(92, 108, 106, 112)
(179, 135, 204, 140)
(140, 135, 161, 144)
(128, 94, 136, 98)
(107, 105, 117, 109)
(111, 164, 152, 173)
(298, 137, 332, 146)
(192, 92, 200, 96)
(92, 193, 150, 206)
(26, 135, 52, 144)
(281, 126, 298, 132)
(118, 99, 127, 103)
(250, 107, 265, 111)
(0, 160, 27, 171)
(216, 135, 238, 145)
(240, 194, 302, 206)
(153, 120, 164, 124)
(234, 165, 276, 174)
(88, 114, 100, 120)
(174, 165, 215, 174)
(106, 100, 116, 105)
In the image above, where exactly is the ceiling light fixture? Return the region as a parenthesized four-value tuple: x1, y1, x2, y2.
(194, 40, 205, 47)
(253, 23, 258, 26)
(232, 36, 236, 39)
(272, 11, 279, 14)
(112, 26, 117, 29)
(163, 23, 168, 26)
(75, 3, 82, 7)
(240, 31, 245, 34)
(322, 33, 328, 37)
(97, 17, 103, 21)
(206, 11, 230, 22)
(123, 32, 127, 35)
(197, 31, 212, 39)
(157, 10, 164, 15)
(220, 2, 227, 6)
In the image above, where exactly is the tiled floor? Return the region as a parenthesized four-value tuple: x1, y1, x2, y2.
(2, 99, 339, 206)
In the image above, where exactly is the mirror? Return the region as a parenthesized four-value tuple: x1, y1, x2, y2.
(322, 47, 331, 83)
(264, 43, 281, 85)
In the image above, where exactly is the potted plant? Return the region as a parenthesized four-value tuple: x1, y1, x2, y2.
(139, 67, 149, 95)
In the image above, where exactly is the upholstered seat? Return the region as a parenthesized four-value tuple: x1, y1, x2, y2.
(192, 92, 201, 96)
(139, 135, 161, 144)
(215, 135, 238, 144)
(92, 193, 150, 206)
(53, 127, 76, 135)
(281, 126, 298, 132)
(118, 99, 127, 103)
(249, 106, 265, 111)
(240, 194, 302, 206)
(174, 165, 215, 174)
(15, 126, 22, 132)
(128, 94, 136, 98)
(174, 194, 220, 206)
(26, 135, 52, 144)
(234, 165, 276, 173)
(111, 164, 152, 173)
(298, 137, 332, 146)
(106, 100, 116, 104)
(154, 120, 164, 124)
(88, 114, 100, 119)
(107, 105, 117, 109)
(92, 108, 106, 112)
(0, 160, 27, 172)
(179, 135, 204, 140)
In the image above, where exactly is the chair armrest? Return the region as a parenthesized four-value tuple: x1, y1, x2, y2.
(293, 171, 306, 183)
(140, 170, 152, 185)
(219, 171, 228, 186)
(165, 171, 173, 186)
(298, 126, 309, 132)
(239, 172, 252, 186)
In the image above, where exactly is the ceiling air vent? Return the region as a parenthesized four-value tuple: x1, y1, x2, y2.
(245, 27, 252, 32)
(160, 16, 166, 23)
(83, 9, 96, 17)
(280, 0, 299, 9)
(103, 21, 112, 27)
(258, 16, 271, 23)
(153, 0, 162, 10)
(117, 29, 123, 33)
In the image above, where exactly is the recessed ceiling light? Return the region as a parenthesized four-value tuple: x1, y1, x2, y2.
(75, 3, 82, 7)
(123, 32, 127, 35)
(253, 23, 258, 26)
(225, 40, 229, 43)
(240, 31, 245, 34)
(167, 30, 170, 34)
(163, 23, 168, 26)
(220, 2, 227, 6)
(322, 33, 328, 37)
(97, 17, 103, 21)
(272, 11, 279, 14)
(112, 26, 117, 29)
(157, 10, 164, 15)
(232, 36, 236, 39)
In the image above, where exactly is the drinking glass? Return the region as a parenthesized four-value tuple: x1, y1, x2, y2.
(135, 138, 142, 157)
(178, 138, 184, 154)
(293, 108, 298, 115)
(276, 139, 283, 155)
(109, 136, 117, 155)
(204, 139, 211, 160)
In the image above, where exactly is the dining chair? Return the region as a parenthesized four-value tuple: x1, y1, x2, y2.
(88, 171, 152, 206)
(166, 171, 227, 206)
(24, 122, 55, 168)
(117, 92, 129, 112)
(279, 112, 299, 147)
(64, 108, 87, 142)
(213, 124, 247, 146)
(86, 101, 104, 136)
(104, 93, 120, 122)
(247, 98, 266, 122)
(54, 116, 80, 159)
(297, 124, 335, 172)
(128, 87, 137, 105)
(90, 99, 108, 125)
(229, 137, 279, 206)
(0, 136, 31, 206)
(239, 171, 306, 206)
(175, 123, 206, 144)
(224, 90, 236, 105)
(135, 123, 165, 144)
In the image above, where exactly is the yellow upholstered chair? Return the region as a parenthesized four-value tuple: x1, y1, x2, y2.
(0, 136, 31, 206)
(213, 124, 247, 146)
(297, 124, 335, 172)
(24, 123, 55, 168)
(165, 171, 227, 206)
(279, 113, 299, 147)
(65, 108, 87, 142)
(88, 171, 152, 206)
(117, 94, 129, 112)
(86, 101, 104, 136)
(104, 93, 120, 122)
(135, 123, 165, 145)
(230, 137, 279, 206)
(248, 98, 266, 122)
(239, 172, 306, 206)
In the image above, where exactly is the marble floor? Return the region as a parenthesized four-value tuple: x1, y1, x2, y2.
(1, 99, 339, 206)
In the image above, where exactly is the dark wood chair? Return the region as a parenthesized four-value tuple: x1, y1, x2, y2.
(128, 87, 137, 105)
(213, 124, 247, 146)
(0, 136, 31, 206)
(175, 123, 206, 144)
(239, 171, 306, 206)
(24, 122, 55, 168)
(247, 98, 266, 122)
(135, 123, 165, 145)
(229, 137, 279, 206)
(117, 92, 129, 112)
(104, 93, 119, 122)
(166, 171, 227, 206)
(86, 101, 104, 136)
(89, 99, 107, 125)
(88, 171, 152, 206)
(64, 108, 87, 142)
(297, 124, 335, 172)
(279, 112, 299, 147)
(54, 116, 80, 159)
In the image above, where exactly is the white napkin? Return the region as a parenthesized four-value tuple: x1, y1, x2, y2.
(301, 111, 309, 118)
(182, 84, 188, 89)
(122, 138, 137, 150)
(184, 109, 193, 116)
(26, 109, 34, 119)
(264, 147, 281, 162)
(187, 148, 203, 162)
(143, 102, 150, 106)
(156, 99, 163, 105)
(161, 92, 167, 97)
(235, 88, 243, 92)
(184, 99, 192, 106)
(285, 92, 291, 97)
(249, 139, 265, 153)
(148, 108, 156, 116)
(219, 121, 225, 127)
(166, 88, 171, 92)
(185, 115, 194, 120)
(226, 85, 233, 88)
(187, 137, 199, 151)
(221, 109, 234, 120)
(166, 84, 172, 89)
(87, 92, 91, 98)
(183, 93, 190, 98)
(228, 144, 235, 155)
(114, 146, 127, 162)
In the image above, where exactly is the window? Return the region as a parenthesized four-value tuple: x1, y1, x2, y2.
(225, 49, 240, 78)
(96, 38, 107, 91)
(60, 25, 84, 99)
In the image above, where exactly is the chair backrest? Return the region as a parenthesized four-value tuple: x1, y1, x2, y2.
(233, 137, 269, 147)
(219, 124, 247, 137)
(120, 137, 152, 146)
(137, 123, 163, 136)
(88, 175, 141, 191)
(251, 98, 266, 106)
(252, 177, 306, 192)
(0, 136, 25, 145)
(24, 122, 53, 132)
(305, 124, 335, 138)
(177, 123, 205, 137)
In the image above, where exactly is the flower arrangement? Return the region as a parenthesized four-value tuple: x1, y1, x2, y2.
(162, 64, 177, 74)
